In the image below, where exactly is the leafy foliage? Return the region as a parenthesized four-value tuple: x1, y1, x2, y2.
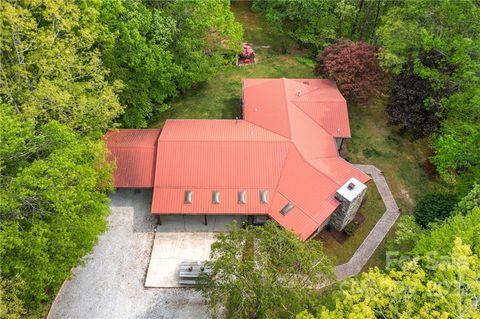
(387, 215, 424, 252)
(197, 221, 334, 319)
(315, 39, 385, 105)
(252, 0, 394, 50)
(386, 60, 443, 138)
(413, 192, 458, 228)
(299, 239, 480, 319)
(412, 207, 480, 257)
(100, 0, 243, 128)
(377, 0, 480, 188)
(0, 104, 113, 314)
(453, 184, 480, 216)
(0, 0, 123, 136)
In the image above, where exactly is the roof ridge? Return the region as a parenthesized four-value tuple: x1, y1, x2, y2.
(269, 143, 295, 212)
(290, 100, 335, 135)
(156, 140, 292, 144)
(281, 78, 293, 138)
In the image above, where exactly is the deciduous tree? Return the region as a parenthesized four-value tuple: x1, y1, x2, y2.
(0, 103, 113, 315)
(386, 60, 443, 139)
(298, 239, 480, 319)
(0, 0, 123, 136)
(315, 39, 385, 105)
(197, 221, 334, 319)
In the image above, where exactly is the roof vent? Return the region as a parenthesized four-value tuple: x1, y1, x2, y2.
(303, 81, 310, 85)
(212, 191, 220, 204)
(238, 191, 246, 204)
(184, 190, 192, 204)
(347, 182, 355, 190)
(280, 202, 294, 215)
(296, 90, 301, 96)
(260, 190, 269, 204)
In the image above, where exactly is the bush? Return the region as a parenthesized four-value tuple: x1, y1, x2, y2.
(315, 39, 385, 105)
(343, 223, 357, 236)
(413, 192, 458, 228)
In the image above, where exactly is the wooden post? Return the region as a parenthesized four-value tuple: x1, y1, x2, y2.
(156, 215, 162, 225)
(204, 215, 208, 226)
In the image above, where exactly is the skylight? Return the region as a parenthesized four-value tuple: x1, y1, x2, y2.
(184, 190, 192, 204)
(280, 202, 294, 215)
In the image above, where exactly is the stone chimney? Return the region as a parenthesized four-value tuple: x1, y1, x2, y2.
(329, 177, 367, 231)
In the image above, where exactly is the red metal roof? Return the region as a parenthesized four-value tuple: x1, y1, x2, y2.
(104, 129, 161, 187)
(105, 79, 370, 240)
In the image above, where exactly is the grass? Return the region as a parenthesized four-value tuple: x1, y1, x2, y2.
(150, 1, 312, 128)
(149, 1, 438, 271)
(322, 185, 385, 266)
(346, 96, 439, 212)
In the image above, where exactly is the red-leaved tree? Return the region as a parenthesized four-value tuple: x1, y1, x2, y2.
(315, 39, 385, 105)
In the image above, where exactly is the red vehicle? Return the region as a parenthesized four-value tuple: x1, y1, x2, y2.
(238, 43, 256, 65)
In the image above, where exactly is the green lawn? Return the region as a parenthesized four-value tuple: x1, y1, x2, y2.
(149, 1, 437, 270)
(322, 185, 385, 266)
(150, 1, 313, 128)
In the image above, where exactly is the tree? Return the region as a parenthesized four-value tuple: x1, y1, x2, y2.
(386, 60, 443, 139)
(453, 184, 480, 216)
(100, 0, 243, 128)
(162, 0, 243, 90)
(0, 104, 113, 315)
(413, 192, 458, 228)
(315, 39, 385, 105)
(387, 215, 424, 252)
(377, 0, 480, 188)
(0, 0, 123, 136)
(100, 0, 179, 128)
(299, 239, 480, 319)
(251, 0, 396, 50)
(412, 207, 480, 257)
(196, 221, 334, 319)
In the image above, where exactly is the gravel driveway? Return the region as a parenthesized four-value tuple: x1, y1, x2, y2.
(48, 189, 208, 319)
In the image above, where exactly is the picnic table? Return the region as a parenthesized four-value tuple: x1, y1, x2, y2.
(178, 261, 211, 285)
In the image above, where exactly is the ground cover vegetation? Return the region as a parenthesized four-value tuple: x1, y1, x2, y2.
(0, 0, 241, 317)
(1, 0, 479, 317)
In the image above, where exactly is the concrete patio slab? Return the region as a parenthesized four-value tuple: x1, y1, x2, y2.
(145, 232, 217, 288)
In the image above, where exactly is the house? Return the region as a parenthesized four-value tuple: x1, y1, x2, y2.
(105, 78, 370, 240)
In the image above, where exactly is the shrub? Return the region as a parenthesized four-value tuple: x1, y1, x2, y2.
(315, 39, 385, 105)
(413, 192, 458, 228)
(343, 223, 357, 236)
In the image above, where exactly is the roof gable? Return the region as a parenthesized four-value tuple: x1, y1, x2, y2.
(105, 78, 370, 240)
